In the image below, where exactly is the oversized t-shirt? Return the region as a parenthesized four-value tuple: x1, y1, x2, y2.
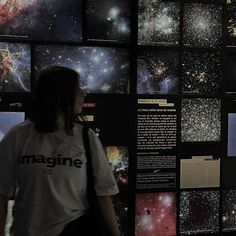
(0, 121, 119, 236)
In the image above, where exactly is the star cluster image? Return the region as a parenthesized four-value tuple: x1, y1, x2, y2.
(222, 190, 236, 232)
(135, 192, 176, 236)
(138, 0, 180, 46)
(34, 45, 129, 94)
(137, 48, 178, 94)
(183, 3, 223, 48)
(225, 53, 236, 93)
(179, 190, 219, 235)
(181, 98, 221, 142)
(182, 51, 222, 95)
(226, 0, 236, 46)
(0, 42, 31, 93)
(0, 0, 82, 42)
(86, 0, 130, 43)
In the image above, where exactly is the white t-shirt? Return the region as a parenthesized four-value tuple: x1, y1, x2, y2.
(0, 121, 119, 236)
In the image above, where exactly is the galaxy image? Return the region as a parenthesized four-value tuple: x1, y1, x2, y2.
(113, 193, 129, 236)
(0, 0, 82, 42)
(225, 53, 236, 93)
(86, 0, 130, 43)
(0, 112, 25, 141)
(182, 51, 222, 95)
(222, 190, 236, 232)
(138, 0, 180, 46)
(181, 98, 221, 142)
(135, 192, 176, 236)
(226, 0, 236, 46)
(105, 146, 128, 191)
(183, 3, 223, 48)
(137, 49, 178, 94)
(34, 45, 129, 94)
(0, 42, 31, 92)
(179, 190, 219, 234)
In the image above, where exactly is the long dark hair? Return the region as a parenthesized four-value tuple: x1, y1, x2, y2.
(30, 66, 79, 133)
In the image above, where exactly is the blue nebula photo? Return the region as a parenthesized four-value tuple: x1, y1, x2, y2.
(228, 113, 236, 156)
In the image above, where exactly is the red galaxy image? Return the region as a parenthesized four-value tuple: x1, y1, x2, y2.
(135, 192, 176, 236)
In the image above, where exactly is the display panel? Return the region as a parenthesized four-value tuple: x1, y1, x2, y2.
(222, 190, 236, 232)
(182, 51, 222, 95)
(228, 113, 236, 156)
(0, 0, 82, 42)
(135, 192, 176, 236)
(0, 42, 31, 93)
(137, 48, 178, 94)
(86, 0, 130, 43)
(0, 111, 25, 141)
(179, 190, 220, 235)
(138, 0, 180, 46)
(105, 146, 128, 191)
(34, 45, 130, 94)
(225, 52, 236, 94)
(183, 3, 223, 48)
(226, 0, 236, 46)
(181, 98, 221, 142)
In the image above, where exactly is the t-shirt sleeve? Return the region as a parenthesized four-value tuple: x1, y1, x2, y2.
(88, 129, 119, 196)
(0, 128, 18, 197)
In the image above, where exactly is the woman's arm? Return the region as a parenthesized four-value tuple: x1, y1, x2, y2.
(97, 195, 120, 236)
(0, 195, 8, 236)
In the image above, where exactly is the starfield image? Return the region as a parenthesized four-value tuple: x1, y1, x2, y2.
(226, 0, 236, 46)
(137, 48, 178, 94)
(0, 42, 31, 93)
(138, 0, 180, 45)
(86, 0, 130, 43)
(225, 53, 236, 93)
(34, 45, 129, 94)
(0, 0, 82, 42)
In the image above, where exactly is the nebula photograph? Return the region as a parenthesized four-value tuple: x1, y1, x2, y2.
(34, 45, 130, 94)
(179, 190, 219, 234)
(183, 3, 223, 48)
(0, 42, 31, 93)
(138, 0, 180, 46)
(226, 0, 236, 46)
(181, 98, 221, 142)
(86, 0, 130, 43)
(137, 48, 178, 94)
(0, 0, 82, 42)
(135, 192, 176, 236)
(105, 146, 128, 191)
(182, 51, 222, 95)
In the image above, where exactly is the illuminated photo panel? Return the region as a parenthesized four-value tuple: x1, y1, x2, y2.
(0, 42, 31, 93)
(228, 113, 236, 156)
(135, 192, 176, 236)
(225, 53, 236, 94)
(180, 190, 219, 235)
(0, 0, 82, 42)
(182, 51, 222, 95)
(226, 0, 236, 46)
(34, 45, 130, 94)
(183, 3, 223, 48)
(137, 48, 178, 94)
(181, 99, 221, 142)
(86, 0, 130, 43)
(138, 0, 180, 46)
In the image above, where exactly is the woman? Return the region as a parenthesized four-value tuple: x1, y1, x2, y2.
(0, 66, 120, 236)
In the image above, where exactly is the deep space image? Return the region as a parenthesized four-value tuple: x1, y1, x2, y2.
(137, 49, 178, 94)
(222, 190, 236, 232)
(0, 42, 31, 92)
(181, 99, 221, 142)
(34, 45, 130, 94)
(183, 3, 223, 48)
(86, 0, 130, 43)
(135, 192, 176, 236)
(182, 51, 222, 95)
(179, 190, 219, 235)
(226, 0, 236, 46)
(225, 53, 236, 93)
(0, 112, 25, 141)
(0, 0, 82, 42)
(138, 0, 180, 45)
(105, 146, 129, 191)
(113, 193, 129, 236)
